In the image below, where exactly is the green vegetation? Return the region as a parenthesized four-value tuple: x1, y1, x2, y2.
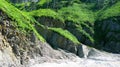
(29, 9, 64, 22)
(48, 27, 80, 44)
(38, 0, 52, 6)
(98, 1, 120, 20)
(0, 0, 120, 47)
(76, 25, 94, 43)
(58, 3, 95, 23)
(0, 0, 45, 42)
(14, 2, 31, 10)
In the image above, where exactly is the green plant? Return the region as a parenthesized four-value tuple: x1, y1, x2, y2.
(0, 0, 45, 42)
(98, 1, 120, 20)
(48, 27, 80, 44)
(29, 9, 64, 22)
(58, 3, 95, 23)
(38, 0, 52, 6)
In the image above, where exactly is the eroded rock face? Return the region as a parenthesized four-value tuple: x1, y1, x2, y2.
(36, 18, 78, 55)
(94, 17, 120, 53)
(0, 32, 81, 67)
(37, 17, 65, 28)
(0, 34, 20, 67)
(0, 11, 86, 67)
(37, 27, 83, 57)
(65, 21, 94, 46)
(36, 17, 93, 57)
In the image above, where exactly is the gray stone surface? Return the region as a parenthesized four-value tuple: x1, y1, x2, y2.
(95, 17, 120, 53)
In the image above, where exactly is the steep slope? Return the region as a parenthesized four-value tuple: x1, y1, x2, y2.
(19, 0, 120, 53)
(0, 0, 88, 66)
(94, 1, 120, 53)
(0, 0, 45, 42)
(0, 0, 120, 67)
(0, 8, 82, 67)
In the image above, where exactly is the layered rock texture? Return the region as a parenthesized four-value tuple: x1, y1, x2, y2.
(0, 0, 120, 67)
(0, 11, 86, 67)
(95, 17, 120, 53)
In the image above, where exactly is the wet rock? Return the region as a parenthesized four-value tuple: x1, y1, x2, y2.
(35, 17, 93, 58)
(94, 17, 120, 53)
(48, 33, 79, 54)
(37, 17, 65, 28)
(0, 34, 20, 67)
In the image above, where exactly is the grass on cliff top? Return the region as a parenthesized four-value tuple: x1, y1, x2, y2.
(48, 27, 80, 44)
(29, 9, 64, 22)
(28, 3, 94, 44)
(58, 3, 95, 23)
(0, 0, 45, 42)
(38, 0, 52, 6)
(97, 1, 120, 20)
(14, 2, 31, 10)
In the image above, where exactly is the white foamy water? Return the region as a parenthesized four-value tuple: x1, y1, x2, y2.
(29, 49, 120, 67)
(30, 59, 120, 67)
